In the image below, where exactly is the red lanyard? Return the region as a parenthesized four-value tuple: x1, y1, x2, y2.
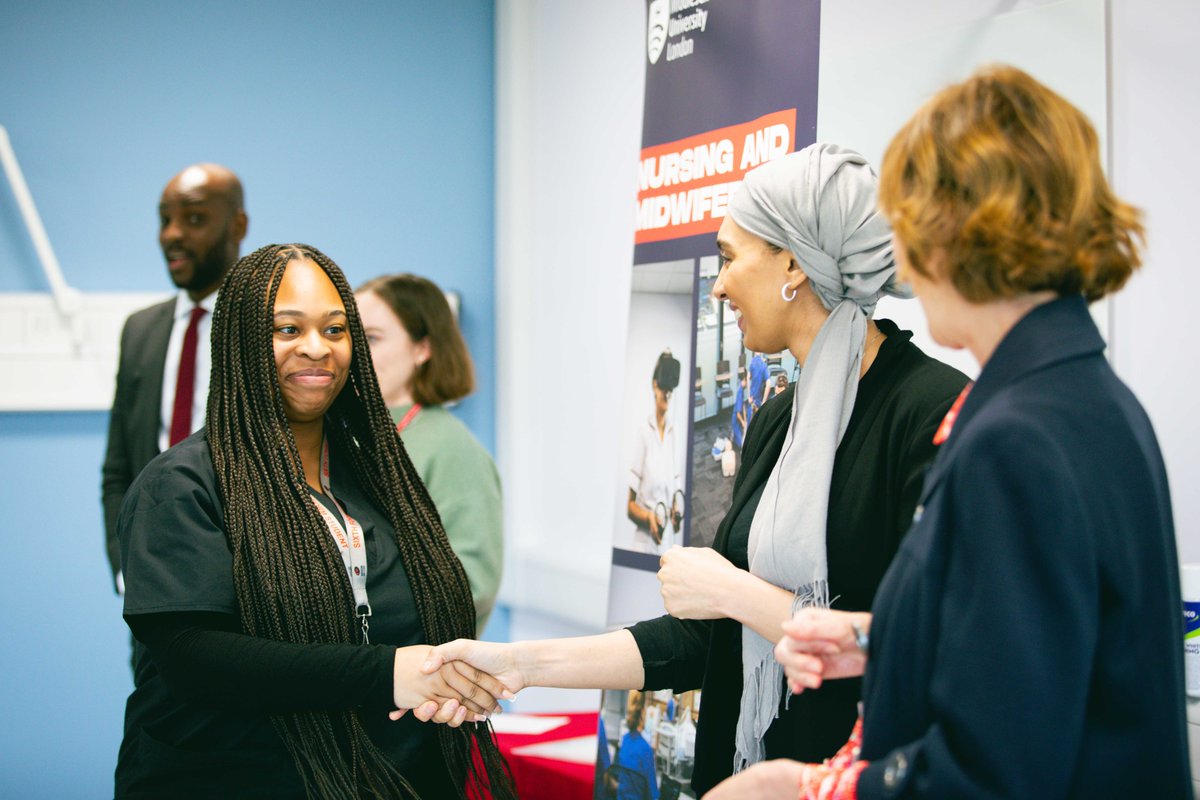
(933, 383, 973, 446)
(317, 438, 372, 643)
(395, 403, 422, 433)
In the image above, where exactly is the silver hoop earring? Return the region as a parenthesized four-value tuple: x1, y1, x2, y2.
(781, 283, 798, 302)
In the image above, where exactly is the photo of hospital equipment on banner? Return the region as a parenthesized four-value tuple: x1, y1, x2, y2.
(596, 689, 700, 800)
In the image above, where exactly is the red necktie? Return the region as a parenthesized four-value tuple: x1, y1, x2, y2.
(169, 306, 207, 447)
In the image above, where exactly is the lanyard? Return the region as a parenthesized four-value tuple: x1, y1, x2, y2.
(932, 383, 973, 446)
(395, 403, 422, 433)
(316, 438, 372, 644)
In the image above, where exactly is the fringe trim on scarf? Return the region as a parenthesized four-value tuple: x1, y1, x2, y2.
(733, 579, 830, 775)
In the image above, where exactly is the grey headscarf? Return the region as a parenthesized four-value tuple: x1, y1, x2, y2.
(728, 143, 910, 771)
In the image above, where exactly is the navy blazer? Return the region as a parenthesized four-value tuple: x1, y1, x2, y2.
(857, 295, 1190, 798)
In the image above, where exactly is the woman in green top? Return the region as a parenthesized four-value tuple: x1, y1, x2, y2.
(356, 274, 502, 635)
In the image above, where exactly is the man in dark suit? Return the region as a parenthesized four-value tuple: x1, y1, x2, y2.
(101, 163, 248, 592)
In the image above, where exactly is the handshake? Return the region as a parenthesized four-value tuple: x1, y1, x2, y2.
(388, 639, 521, 727)
(381, 606, 874, 734)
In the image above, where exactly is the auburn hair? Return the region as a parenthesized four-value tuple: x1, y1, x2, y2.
(356, 273, 475, 406)
(878, 64, 1144, 302)
(207, 244, 513, 799)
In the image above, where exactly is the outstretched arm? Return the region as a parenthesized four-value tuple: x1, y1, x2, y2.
(131, 611, 506, 727)
(406, 628, 645, 721)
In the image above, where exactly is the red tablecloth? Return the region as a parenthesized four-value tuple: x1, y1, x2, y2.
(473, 711, 599, 800)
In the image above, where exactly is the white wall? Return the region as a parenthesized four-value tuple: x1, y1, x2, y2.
(495, 0, 646, 632)
(820, 0, 1108, 379)
(1109, 0, 1200, 563)
(496, 0, 1200, 634)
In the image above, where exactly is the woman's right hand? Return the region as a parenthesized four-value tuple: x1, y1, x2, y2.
(421, 639, 526, 697)
(776, 608, 872, 693)
(390, 645, 510, 726)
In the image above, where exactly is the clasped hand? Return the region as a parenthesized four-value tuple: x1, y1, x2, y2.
(776, 607, 871, 693)
(657, 545, 741, 619)
(389, 644, 514, 727)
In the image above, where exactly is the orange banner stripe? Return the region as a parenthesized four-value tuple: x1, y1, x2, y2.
(635, 108, 796, 245)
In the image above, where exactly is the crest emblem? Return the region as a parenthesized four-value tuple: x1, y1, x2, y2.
(647, 0, 669, 64)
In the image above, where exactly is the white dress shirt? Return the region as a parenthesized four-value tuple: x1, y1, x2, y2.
(158, 291, 217, 453)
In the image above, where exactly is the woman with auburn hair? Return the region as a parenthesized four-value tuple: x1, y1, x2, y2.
(356, 273, 503, 634)
(708, 65, 1189, 799)
(115, 245, 516, 799)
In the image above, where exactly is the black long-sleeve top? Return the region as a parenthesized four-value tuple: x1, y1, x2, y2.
(128, 611, 396, 713)
(115, 432, 451, 799)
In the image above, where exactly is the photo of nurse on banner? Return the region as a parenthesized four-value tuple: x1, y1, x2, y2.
(612, 260, 694, 557)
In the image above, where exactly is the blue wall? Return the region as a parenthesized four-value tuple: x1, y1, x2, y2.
(0, 2, 495, 796)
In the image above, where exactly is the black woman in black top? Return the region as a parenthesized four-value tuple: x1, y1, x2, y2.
(116, 244, 516, 800)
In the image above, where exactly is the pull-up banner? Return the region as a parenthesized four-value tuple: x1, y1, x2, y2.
(598, 1, 820, 797)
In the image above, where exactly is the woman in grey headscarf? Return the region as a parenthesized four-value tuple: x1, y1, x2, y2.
(417, 143, 968, 797)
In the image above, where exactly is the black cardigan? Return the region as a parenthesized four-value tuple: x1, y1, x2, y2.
(628, 320, 968, 796)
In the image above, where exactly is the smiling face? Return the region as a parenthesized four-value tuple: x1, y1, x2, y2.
(272, 258, 352, 424)
(712, 216, 798, 354)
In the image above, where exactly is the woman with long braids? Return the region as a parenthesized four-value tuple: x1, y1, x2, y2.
(114, 244, 517, 799)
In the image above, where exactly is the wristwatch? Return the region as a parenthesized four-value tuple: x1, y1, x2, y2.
(850, 620, 869, 655)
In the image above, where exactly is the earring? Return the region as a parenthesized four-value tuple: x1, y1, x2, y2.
(781, 283, 798, 302)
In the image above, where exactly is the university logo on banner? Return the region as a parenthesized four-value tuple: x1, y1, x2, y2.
(647, 0, 669, 63)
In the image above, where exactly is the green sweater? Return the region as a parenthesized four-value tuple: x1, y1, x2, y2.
(390, 403, 502, 635)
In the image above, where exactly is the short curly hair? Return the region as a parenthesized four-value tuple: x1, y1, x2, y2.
(878, 64, 1143, 302)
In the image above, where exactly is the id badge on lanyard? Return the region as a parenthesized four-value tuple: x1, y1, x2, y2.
(315, 438, 372, 644)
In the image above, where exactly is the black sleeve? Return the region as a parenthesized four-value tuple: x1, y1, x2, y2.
(101, 315, 138, 585)
(627, 614, 712, 692)
(130, 611, 397, 714)
(119, 447, 239, 616)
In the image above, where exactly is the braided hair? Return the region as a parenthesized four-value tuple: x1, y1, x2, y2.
(206, 243, 515, 799)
